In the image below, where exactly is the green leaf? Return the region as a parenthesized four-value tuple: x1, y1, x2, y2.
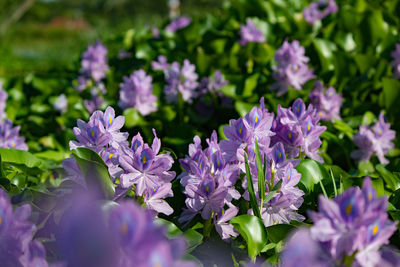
(313, 38, 337, 71)
(72, 148, 115, 199)
(382, 77, 400, 111)
(235, 101, 254, 117)
(296, 159, 330, 191)
(376, 164, 400, 191)
(230, 214, 267, 259)
(244, 153, 261, 219)
(265, 224, 295, 243)
(123, 108, 142, 128)
(243, 73, 259, 97)
(255, 139, 265, 202)
(0, 148, 46, 169)
(184, 229, 204, 253)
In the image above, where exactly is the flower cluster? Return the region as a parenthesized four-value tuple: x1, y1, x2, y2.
(0, 119, 28, 150)
(272, 98, 327, 162)
(390, 43, 400, 79)
(57, 196, 193, 267)
(309, 80, 342, 121)
(178, 131, 241, 241)
(271, 39, 315, 96)
(351, 112, 395, 164)
(119, 69, 157, 116)
(179, 98, 316, 232)
(65, 106, 176, 215)
(0, 82, 7, 120)
(303, 0, 338, 25)
(238, 18, 266, 46)
(76, 41, 109, 113)
(0, 189, 48, 266)
(198, 70, 228, 95)
(165, 16, 192, 33)
(152, 56, 199, 103)
(282, 178, 399, 267)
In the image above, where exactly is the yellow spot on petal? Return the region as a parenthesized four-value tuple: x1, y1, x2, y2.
(120, 221, 128, 235)
(0, 216, 2, 225)
(255, 116, 258, 123)
(91, 130, 95, 137)
(153, 264, 161, 267)
(345, 203, 352, 215)
(238, 128, 242, 134)
(224, 174, 227, 180)
(288, 132, 292, 139)
(294, 66, 299, 71)
(278, 152, 282, 159)
(109, 117, 112, 125)
(142, 155, 147, 164)
(372, 224, 379, 236)
(368, 192, 372, 201)
(205, 185, 209, 192)
(307, 124, 311, 131)
(108, 153, 113, 159)
(274, 221, 277, 225)
(11, 143, 15, 148)
(296, 107, 300, 113)
(288, 172, 291, 180)
(379, 130, 382, 135)
(217, 160, 220, 167)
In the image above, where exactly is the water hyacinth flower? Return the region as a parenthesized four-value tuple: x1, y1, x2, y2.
(165, 15, 192, 32)
(309, 177, 397, 264)
(119, 69, 157, 116)
(391, 44, 400, 79)
(309, 81, 342, 121)
(351, 112, 395, 164)
(119, 129, 176, 214)
(198, 70, 228, 95)
(78, 40, 109, 86)
(54, 94, 67, 114)
(272, 98, 326, 162)
(238, 18, 266, 46)
(0, 82, 7, 120)
(152, 57, 199, 103)
(303, 0, 338, 25)
(0, 189, 48, 267)
(0, 119, 28, 150)
(271, 40, 314, 96)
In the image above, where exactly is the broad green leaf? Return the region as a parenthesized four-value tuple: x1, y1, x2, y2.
(184, 229, 204, 253)
(230, 214, 267, 259)
(376, 164, 400, 191)
(382, 78, 400, 111)
(72, 148, 115, 199)
(296, 159, 330, 191)
(0, 148, 46, 169)
(123, 108, 142, 128)
(235, 101, 254, 117)
(313, 38, 337, 71)
(243, 73, 259, 97)
(265, 224, 295, 243)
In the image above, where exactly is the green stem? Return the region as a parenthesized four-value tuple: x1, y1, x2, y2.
(203, 214, 213, 238)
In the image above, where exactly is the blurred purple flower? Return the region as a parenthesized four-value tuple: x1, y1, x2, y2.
(239, 18, 265, 46)
(0, 82, 7, 120)
(119, 69, 157, 116)
(165, 16, 192, 32)
(199, 70, 228, 95)
(84, 94, 104, 114)
(0, 119, 28, 150)
(303, 0, 338, 24)
(54, 94, 67, 114)
(309, 81, 342, 121)
(391, 44, 400, 79)
(271, 40, 314, 96)
(351, 112, 395, 164)
(79, 40, 109, 84)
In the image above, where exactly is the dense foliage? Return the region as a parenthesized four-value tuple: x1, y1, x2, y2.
(0, 0, 400, 266)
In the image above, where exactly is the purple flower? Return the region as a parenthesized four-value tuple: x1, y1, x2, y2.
(54, 94, 67, 114)
(239, 18, 266, 46)
(119, 69, 157, 116)
(271, 40, 314, 96)
(144, 183, 174, 215)
(309, 177, 397, 261)
(119, 129, 176, 197)
(165, 16, 192, 32)
(0, 82, 7, 120)
(84, 94, 104, 114)
(199, 70, 228, 95)
(0, 119, 28, 150)
(303, 0, 338, 25)
(79, 40, 109, 84)
(351, 112, 395, 164)
(153, 58, 199, 103)
(272, 98, 326, 162)
(309, 81, 342, 121)
(213, 204, 239, 241)
(0, 189, 47, 267)
(391, 44, 400, 79)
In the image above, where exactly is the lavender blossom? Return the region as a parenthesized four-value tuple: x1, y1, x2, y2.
(0, 119, 28, 150)
(54, 94, 67, 114)
(165, 16, 192, 32)
(119, 129, 175, 199)
(351, 112, 395, 164)
(79, 40, 109, 84)
(239, 18, 266, 46)
(152, 58, 199, 103)
(303, 0, 338, 25)
(391, 44, 400, 79)
(199, 70, 228, 95)
(309, 177, 397, 263)
(272, 98, 326, 162)
(271, 40, 314, 96)
(119, 69, 157, 116)
(309, 81, 342, 121)
(84, 94, 104, 114)
(0, 82, 7, 120)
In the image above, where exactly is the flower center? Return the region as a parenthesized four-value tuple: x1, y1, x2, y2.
(142, 155, 147, 164)
(368, 192, 372, 201)
(120, 221, 128, 236)
(91, 130, 95, 137)
(372, 224, 379, 236)
(345, 203, 352, 215)
(108, 153, 113, 159)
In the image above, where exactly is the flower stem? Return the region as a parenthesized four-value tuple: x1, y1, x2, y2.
(203, 214, 213, 238)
